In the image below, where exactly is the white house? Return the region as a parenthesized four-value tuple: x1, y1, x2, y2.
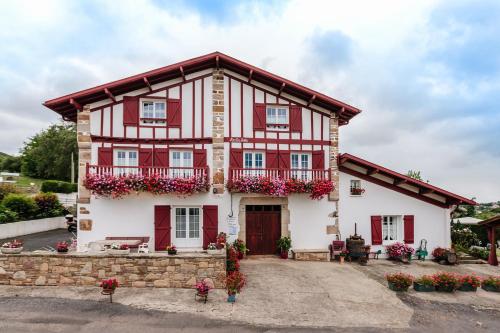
(43, 52, 475, 257)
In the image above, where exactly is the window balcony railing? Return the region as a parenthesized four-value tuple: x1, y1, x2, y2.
(229, 168, 330, 182)
(86, 164, 209, 179)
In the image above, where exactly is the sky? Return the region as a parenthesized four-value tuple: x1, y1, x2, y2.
(0, 0, 499, 202)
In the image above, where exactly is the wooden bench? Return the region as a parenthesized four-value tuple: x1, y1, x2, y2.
(105, 237, 150, 248)
(292, 249, 330, 262)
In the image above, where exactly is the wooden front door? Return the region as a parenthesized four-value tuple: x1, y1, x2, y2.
(154, 205, 171, 251)
(246, 205, 281, 255)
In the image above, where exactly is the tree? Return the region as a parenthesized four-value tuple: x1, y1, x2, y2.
(1, 155, 22, 172)
(406, 170, 422, 181)
(21, 123, 77, 181)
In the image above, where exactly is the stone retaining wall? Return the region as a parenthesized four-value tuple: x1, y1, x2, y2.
(0, 252, 226, 289)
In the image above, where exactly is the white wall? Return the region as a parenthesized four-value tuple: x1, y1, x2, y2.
(339, 172, 451, 256)
(0, 217, 66, 239)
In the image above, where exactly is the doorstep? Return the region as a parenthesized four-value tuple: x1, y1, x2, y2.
(292, 249, 330, 262)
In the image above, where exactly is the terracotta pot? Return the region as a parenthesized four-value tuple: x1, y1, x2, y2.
(280, 250, 288, 259)
(339, 256, 345, 264)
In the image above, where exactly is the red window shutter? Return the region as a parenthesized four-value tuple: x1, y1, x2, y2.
(123, 96, 139, 126)
(278, 151, 290, 169)
(371, 216, 383, 245)
(98, 147, 113, 166)
(266, 151, 279, 169)
(229, 149, 243, 168)
(253, 103, 266, 130)
(139, 148, 153, 166)
(203, 205, 218, 249)
(404, 215, 415, 244)
(153, 148, 168, 167)
(312, 150, 325, 170)
(193, 149, 207, 168)
(289, 105, 302, 132)
(167, 99, 182, 127)
(154, 205, 171, 251)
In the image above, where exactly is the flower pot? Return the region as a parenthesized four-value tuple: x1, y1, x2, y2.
(107, 248, 130, 255)
(481, 285, 500, 293)
(57, 249, 69, 253)
(413, 282, 435, 292)
(435, 285, 455, 292)
(458, 283, 477, 292)
(388, 282, 409, 292)
(339, 256, 345, 264)
(207, 249, 221, 255)
(227, 294, 236, 303)
(280, 250, 288, 259)
(168, 251, 177, 255)
(101, 288, 115, 295)
(1, 247, 23, 254)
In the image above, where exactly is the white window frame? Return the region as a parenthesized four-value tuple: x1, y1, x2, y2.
(141, 99, 166, 124)
(350, 179, 363, 196)
(243, 151, 265, 176)
(291, 152, 311, 180)
(382, 215, 402, 244)
(170, 150, 193, 178)
(114, 149, 138, 175)
(266, 105, 289, 129)
(172, 207, 203, 248)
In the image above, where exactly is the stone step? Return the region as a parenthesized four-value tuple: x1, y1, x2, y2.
(458, 255, 476, 260)
(459, 259, 487, 264)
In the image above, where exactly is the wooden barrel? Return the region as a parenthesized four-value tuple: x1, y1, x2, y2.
(346, 237, 365, 256)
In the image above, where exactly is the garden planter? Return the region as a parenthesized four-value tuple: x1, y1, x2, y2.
(458, 283, 477, 292)
(280, 250, 289, 259)
(481, 285, 500, 293)
(413, 282, 435, 292)
(106, 248, 130, 255)
(388, 282, 409, 292)
(435, 285, 455, 292)
(1, 247, 23, 254)
(195, 292, 208, 303)
(167, 251, 177, 255)
(57, 249, 69, 254)
(227, 294, 236, 303)
(339, 256, 345, 264)
(207, 249, 222, 255)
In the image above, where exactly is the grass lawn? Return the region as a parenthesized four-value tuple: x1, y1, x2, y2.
(16, 175, 44, 187)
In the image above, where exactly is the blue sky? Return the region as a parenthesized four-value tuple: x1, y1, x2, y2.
(0, 0, 499, 202)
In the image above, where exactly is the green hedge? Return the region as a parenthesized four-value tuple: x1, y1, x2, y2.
(41, 180, 77, 194)
(2, 194, 37, 220)
(0, 192, 65, 223)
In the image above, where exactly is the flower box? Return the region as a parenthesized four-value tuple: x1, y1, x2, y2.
(207, 249, 223, 255)
(388, 282, 410, 292)
(413, 282, 435, 292)
(386, 272, 413, 292)
(458, 283, 477, 292)
(107, 248, 130, 255)
(481, 284, 500, 292)
(1, 247, 23, 254)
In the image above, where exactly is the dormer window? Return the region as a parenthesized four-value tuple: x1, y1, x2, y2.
(266, 106, 288, 129)
(141, 100, 166, 124)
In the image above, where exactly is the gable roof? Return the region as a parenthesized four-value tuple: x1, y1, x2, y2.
(43, 52, 361, 123)
(339, 153, 477, 208)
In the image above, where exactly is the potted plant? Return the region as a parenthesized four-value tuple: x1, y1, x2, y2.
(276, 236, 291, 259)
(339, 250, 347, 264)
(207, 243, 221, 255)
(413, 275, 435, 292)
(226, 246, 240, 273)
(195, 280, 212, 303)
(481, 276, 500, 292)
(432, 272, 459, 292)
(1, 240, 23, 254)
(458, 274, 481, 292)
(431, 247, 448, 261)
(232, 239, 248, 259)
(56, 241, 69, 253)
(386, 272, 414, 291)
(386, 242, 415, 262)
(166, 245, 177, 255)
(350, 188, 365, 195)
(226, 271, 246, 303)
(216, 232, 227, 250)
(107, 243, 130, 255)
(100, 278, 118, 303)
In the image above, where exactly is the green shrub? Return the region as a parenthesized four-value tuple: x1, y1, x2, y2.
(34, 192, 64, 218)
(0, 205, 18, 224)
(1, 194, 37, 220)
(0, 183, 19, 201)
(41, 180, 77, 194)
(469, 247, 489, 260)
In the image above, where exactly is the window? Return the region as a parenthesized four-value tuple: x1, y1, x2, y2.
(382, 216, 401, 242)
(291, 153, 311, 180)
(170, 150, 193, 178)
(114, 150, 138, 175)
(266, 106, 288, 128)
(174, 207, 201, 247)
(141, 100, 166, 123)
(243, 151, 264, 176)
(350, 180, 364, 195)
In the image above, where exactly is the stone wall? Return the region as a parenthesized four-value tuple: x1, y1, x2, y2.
(211, 69, 225, 194)
(0, 253, 226, 289)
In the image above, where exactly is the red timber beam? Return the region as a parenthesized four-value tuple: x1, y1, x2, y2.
(215, 55, 220, 70)
(394, 178, 407, 186)
(143, 77, 153, 92)
(278, 82, 286, 96)
(104, 88, 116, 102)
(247, 69, 253, 82)
(367, 168, 379, 176)
(69, 98, 82, 111)
(307, 94, 316, 107)
(91, 135, 212, 145)
(179, 66, 186, 82)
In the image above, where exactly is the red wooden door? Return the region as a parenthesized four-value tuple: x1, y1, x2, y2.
(246, 205, 281, 255)
(154, 205, 171, 251)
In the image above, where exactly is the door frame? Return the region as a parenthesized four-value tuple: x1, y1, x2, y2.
(245, 205, 282, 255)
(171, 206, 203, 248)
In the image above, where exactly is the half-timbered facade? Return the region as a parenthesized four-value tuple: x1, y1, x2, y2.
(44, 52, 475, 257)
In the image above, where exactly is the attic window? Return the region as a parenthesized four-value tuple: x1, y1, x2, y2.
(141, 100, 166, 123)
(266, 106, 288, 129)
